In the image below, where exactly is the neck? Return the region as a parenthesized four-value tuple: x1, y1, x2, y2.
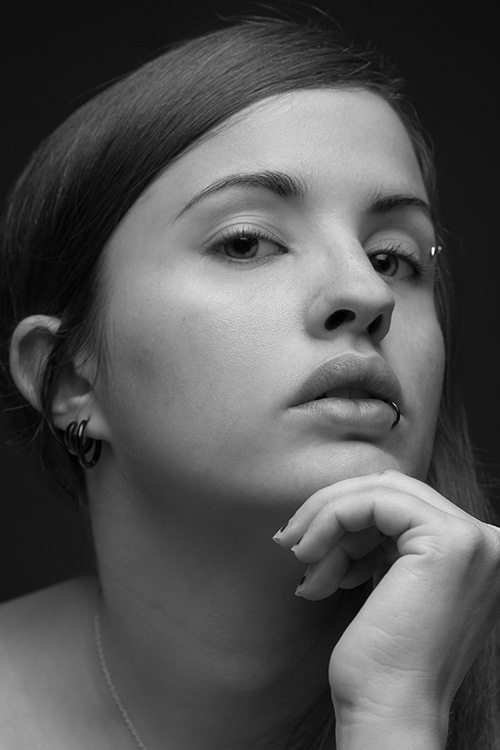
(89, 481, 361, 750)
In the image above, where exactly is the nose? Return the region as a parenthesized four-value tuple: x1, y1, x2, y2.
(305, 246, 395, 345)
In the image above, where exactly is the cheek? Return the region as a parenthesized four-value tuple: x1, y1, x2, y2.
(101, 260, 303, 402)
(98, 276, 292, 473)
(391, 295, 445, 405)
(406, 328, 444, 413)
(391, 312, 445, 477)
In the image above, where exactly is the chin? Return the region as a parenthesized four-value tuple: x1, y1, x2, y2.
(244, 444, 410, 509)
(304, 448, 402, 487)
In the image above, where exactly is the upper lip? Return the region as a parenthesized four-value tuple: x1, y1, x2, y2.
(291, 353, 403, 408)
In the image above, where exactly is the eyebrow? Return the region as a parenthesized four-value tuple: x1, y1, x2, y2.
(174, 169, 433, 223)
(369, 191, 432, 219)
(174, 170, 307, 220)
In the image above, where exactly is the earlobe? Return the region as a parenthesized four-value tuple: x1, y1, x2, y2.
(9, 315, 109, 441)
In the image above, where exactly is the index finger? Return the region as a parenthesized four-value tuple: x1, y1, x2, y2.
(273, 469, 479, 546)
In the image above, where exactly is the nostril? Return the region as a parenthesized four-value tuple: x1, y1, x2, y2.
(324, 309, 355, 331)
(367, 314, 384, 337)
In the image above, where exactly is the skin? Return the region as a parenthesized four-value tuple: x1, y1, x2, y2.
(5, 89, 500, 749)
(96, 88, 443, 507)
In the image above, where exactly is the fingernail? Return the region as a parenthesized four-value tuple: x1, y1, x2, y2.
(291, 536, 303, 552)
(272, 521, 290, 543)
(295, 573, 307, 596)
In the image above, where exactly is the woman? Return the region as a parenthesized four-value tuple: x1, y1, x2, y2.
(1, 14, 499, 750)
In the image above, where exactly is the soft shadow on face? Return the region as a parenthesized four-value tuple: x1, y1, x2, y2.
(95, 89, 444, 522)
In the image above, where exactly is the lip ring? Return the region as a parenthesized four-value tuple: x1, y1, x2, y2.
(385, 400, 401, 429)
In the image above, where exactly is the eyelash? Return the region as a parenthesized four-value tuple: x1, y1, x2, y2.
(205, 226, 287, 266)
(368, 242, 427, 281)
(205, 227, 428, 279)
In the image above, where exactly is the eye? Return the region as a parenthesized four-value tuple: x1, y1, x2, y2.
(369, 244, 423, 280)
(206, 226, 287, 264)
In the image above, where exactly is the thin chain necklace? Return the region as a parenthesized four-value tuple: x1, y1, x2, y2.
(94, 604, 150, 750)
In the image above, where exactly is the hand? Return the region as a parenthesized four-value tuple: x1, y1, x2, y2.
(273, 470, 500, 748)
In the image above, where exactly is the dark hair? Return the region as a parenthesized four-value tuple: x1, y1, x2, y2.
(0, 14, 498, 749)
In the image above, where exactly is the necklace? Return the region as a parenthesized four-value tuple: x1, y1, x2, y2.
(94, 605, 150, 750)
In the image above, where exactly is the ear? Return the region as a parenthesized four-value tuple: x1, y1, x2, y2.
(9, 314, 110, 441)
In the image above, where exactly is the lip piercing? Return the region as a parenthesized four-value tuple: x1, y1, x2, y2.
(385, 400, 401, 429)
(429, 245, 442, 258)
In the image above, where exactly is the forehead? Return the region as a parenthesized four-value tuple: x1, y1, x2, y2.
(138, 88, 427, 216)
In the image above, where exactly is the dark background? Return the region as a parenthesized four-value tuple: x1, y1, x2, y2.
(1, 1, 498, 603)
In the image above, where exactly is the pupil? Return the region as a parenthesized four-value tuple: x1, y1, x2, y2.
(375, 254, 395, 274)
(228, 237, 258, 257)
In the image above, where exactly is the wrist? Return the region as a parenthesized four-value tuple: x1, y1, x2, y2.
(334, 697, 448, 750)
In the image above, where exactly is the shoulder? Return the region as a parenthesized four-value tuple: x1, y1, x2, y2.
(0, 576, 100, 748)
(0, 574, 97, 664)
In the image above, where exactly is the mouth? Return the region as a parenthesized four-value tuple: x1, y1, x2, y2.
(314, 387, 375, 401)
(292, 353, 403, 409)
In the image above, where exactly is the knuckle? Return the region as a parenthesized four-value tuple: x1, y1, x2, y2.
(484, 524, 500, 562)
(453, 519, 484, 550)
(450, 519, 499, 565)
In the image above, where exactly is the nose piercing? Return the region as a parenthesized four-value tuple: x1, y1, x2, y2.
(385, 400, 401, 429)
(429, 245, 442, 259)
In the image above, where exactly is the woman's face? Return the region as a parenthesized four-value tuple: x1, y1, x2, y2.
(97, 89, 444, 517)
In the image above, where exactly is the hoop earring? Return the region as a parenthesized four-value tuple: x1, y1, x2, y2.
(63, 419, 102, 469)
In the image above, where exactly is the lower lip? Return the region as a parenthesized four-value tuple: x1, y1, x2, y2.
(292, 398, 398, 436)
